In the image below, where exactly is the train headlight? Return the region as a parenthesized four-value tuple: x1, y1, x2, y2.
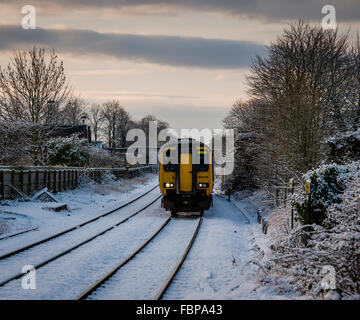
(164, 183, 174, 188)
(198, 183, 209, 188)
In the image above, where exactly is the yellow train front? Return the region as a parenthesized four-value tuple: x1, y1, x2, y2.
(159, 138, 213, 216)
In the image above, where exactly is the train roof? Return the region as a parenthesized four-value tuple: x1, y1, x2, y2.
(160, 138, 210, 151)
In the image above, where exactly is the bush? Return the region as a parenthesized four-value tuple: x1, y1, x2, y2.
(0, 121, 33, 164)
(326, 129, 360, 164)
(293, 165, 348, 226)
(87, 148, 113, 168)
(270, 161, 360, 299)
(46, 134, 88, 167)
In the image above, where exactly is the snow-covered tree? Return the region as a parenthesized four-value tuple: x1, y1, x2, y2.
(0, 47, 72, 165)
(0, 121, 34, 164)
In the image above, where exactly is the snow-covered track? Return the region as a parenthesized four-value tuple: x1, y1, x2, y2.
(76, 216, 202, 300)
(214, 193, 251, 224)
(154, 216, 202, 300)
(76, 217, 172, 300)
(0, 227, 38, 241)
(0, 184, 159, 261)
(0, 194, 162, 288)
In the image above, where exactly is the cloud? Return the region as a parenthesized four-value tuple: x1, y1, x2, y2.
(128, 103, 230, 130)
(0, 25, 265, 69)
(9, 0, 360, 22)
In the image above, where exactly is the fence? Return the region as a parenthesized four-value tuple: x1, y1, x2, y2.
(0, 165, 156, 200)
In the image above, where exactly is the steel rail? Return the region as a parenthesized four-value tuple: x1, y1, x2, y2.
(0, 195, 162, 287)
(76, 216, 171, 300)
(154, 216, 202, 300)
(0, 184, 159, 261)
(214, 193, 251, 224)
(0, 228, 38, 241)
(77, 215, 202, 300)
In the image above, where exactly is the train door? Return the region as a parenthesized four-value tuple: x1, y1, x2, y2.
(180, 153, 192, 192)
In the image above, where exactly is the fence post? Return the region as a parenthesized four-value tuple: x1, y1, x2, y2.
(71, 170, 74, 189)
(289, 178, 294, 229)
(35, 170, 39, 191)
(10, 170, 14, 191)
(53, 171, 57, 193)
(43, 170, 47, 189)
(262, 217, 268, 234)
(0, 170, 4, 201)
(19, 170, 24, 193)
(59, 170, 62, 192)
(306, 179, 311, 224)
(257, 209, 262, 224)
(47, 170, 51, 190)
(27, 170, 32, 194)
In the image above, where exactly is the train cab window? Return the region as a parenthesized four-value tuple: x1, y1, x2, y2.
(164, 163, 176, 172)
(198, 151, 209, 172)
(163, 149, 176, 171)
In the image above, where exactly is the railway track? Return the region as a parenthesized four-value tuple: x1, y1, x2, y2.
(214, 193, 251, 224)
(76, 215, 202, 300)
(0, 184, 159, 261)
(0, 227, 38, 241)
(0, 187, 161, 287)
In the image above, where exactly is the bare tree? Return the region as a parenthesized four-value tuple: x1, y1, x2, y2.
(87, 103, 104, 143)
(61, 97, 86, 125)
(101, 100, 131, 148)
(136, 114, 169, 137)
(0, 47, 71, 164)
(348, 32, 360, 130)
(0, 47, 71, 124)
(225, 22, 358, 190)
(246, 22, 351, 183)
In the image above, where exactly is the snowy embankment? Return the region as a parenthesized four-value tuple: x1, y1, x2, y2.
(239, 161, 360, 300)
(0, 173, 158, 252)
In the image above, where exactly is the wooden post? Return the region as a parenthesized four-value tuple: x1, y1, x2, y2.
(11, 170, 15, 197)
(289, 178, 294, 230)
(27, 170, 32, 195)
(47, 170, 51, 190)
(35, 170, 39, 191)
(53, 171, 57, 193)
(0, 170, 4, 201)
(20, 170, 24, 193)
(257, 209, 262, 224)
(43, 170, 46, 189)
(306, 179, 311, 223)
(59, 171, 62, 192)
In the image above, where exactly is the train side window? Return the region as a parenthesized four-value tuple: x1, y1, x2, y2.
(198, 152, 209, 172)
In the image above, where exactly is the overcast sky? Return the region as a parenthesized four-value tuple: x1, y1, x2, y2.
(1, 1, 360, 131)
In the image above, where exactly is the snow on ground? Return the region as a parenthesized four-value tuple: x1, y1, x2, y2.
(0, 201, 169, 300)
(0, 172, 306, 300)
(89, 217, 200, 300)
(0, 173, 158, 252)
(163, 195, 301, 300)
(0, 188, 161, 285)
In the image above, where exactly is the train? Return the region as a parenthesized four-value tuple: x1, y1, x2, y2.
(159, 138, 214, 216)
